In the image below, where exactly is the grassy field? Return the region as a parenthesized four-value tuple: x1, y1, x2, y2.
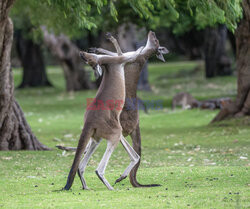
(0, 61, 249, 208)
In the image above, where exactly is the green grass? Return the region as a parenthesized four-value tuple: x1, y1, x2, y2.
(0, 61, 249, 208)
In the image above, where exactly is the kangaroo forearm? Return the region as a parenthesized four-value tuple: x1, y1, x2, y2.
(93, 48, 117, 56)
(108, 35, 123, 56)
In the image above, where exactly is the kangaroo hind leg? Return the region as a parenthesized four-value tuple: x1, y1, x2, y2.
(78, 138, 102, 190)
(115, 136, 140, 185)
(95, 139, 119, 190)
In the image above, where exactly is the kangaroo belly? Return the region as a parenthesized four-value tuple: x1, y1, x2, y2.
(84, 108, 122, 140)
(120, 108, 139, 136)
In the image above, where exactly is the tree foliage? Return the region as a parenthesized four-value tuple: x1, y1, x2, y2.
(10, 0, 153, 37)
(11, 0, 243, 38)
(150, 0, 243, 34)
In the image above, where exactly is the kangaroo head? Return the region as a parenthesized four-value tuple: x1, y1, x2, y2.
(79, 51, 98, 67)
(79, 51, 103, 77)
(146, 31, 169, 62)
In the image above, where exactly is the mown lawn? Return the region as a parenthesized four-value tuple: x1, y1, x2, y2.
(0, 61, 249, 208)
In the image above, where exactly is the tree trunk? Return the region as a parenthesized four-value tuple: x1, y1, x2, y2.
(42, 28, 95, 92)
(15, 30, 52, 88)
(204, 25, 232, 78)
(211, 0, 250, 122)
(0, 1, 48, 150)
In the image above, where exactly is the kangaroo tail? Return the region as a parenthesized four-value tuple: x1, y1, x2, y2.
(64, 127, 93, 190)
(129, 123, 161, 187)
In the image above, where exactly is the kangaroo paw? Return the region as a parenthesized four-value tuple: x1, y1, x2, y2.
(105, 32, 112, 40)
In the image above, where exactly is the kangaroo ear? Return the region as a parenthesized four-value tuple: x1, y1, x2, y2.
(156, 52, 165, 62)
(158, 46, 169, 54)
(156, 47, 169, 62)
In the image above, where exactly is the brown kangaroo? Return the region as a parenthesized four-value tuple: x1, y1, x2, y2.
(63, 42, 143, 190)
(172, 92, 199, 110)
(88, 31, 169, 187)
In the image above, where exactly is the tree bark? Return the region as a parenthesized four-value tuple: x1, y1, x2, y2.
(204, 25, 232, 78)
(211, 0, 250, 122)
(15, 30, 52, 88)
(42, 28, 95, 92)
(0, 1, 48, 150)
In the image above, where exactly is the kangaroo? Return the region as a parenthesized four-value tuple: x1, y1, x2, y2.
(63, 40, 143, 190)
(172, 92, 199, 110)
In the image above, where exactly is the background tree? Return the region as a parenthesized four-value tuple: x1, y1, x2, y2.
(15, 26, 52, 88)
(204, 24, 232, 78)
(10, 3, 53, 88)
(42, 28, 95, 91)
(0, 1, 48, 150)
(212, 0, 250, 122)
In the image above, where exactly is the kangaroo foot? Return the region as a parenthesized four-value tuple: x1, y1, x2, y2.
(115, 175, 127, 184)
